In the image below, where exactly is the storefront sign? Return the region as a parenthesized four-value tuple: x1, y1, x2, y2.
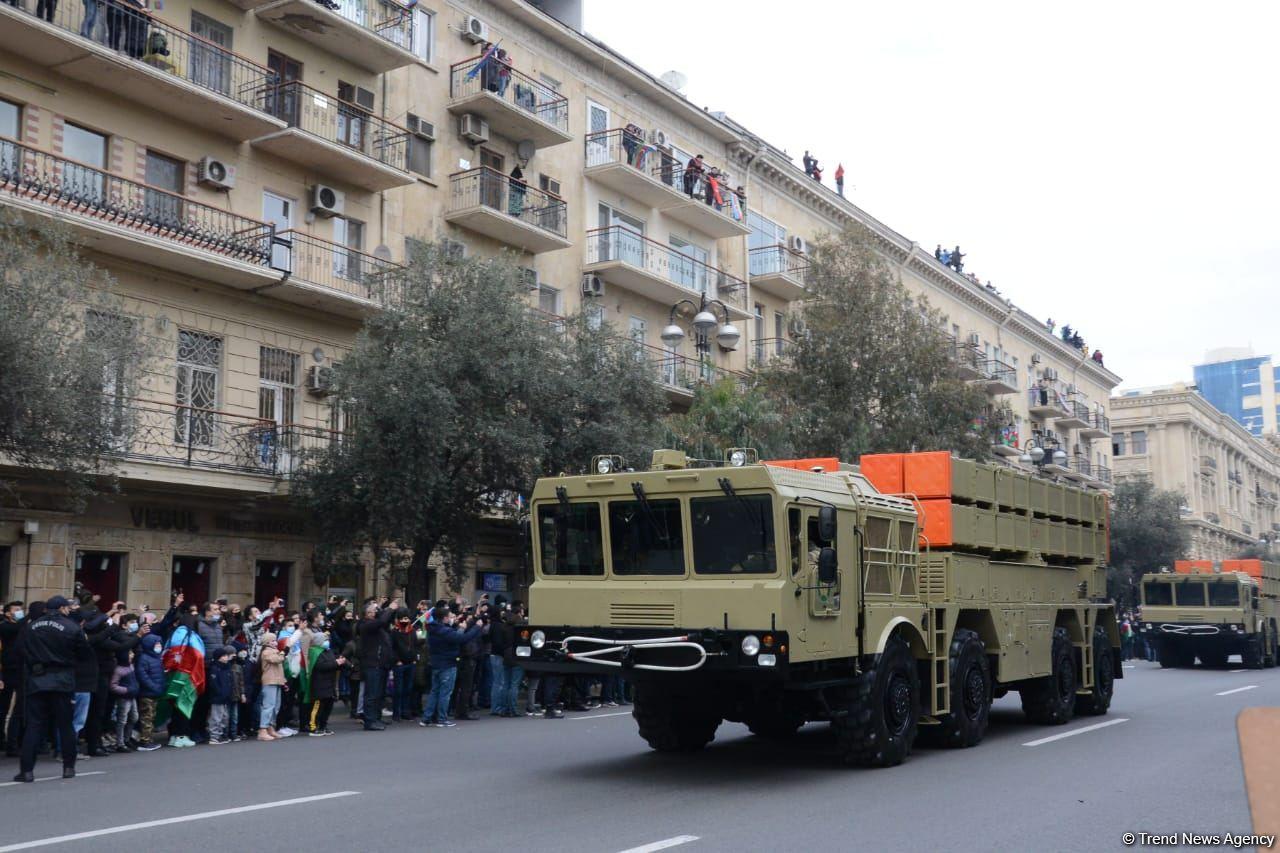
(479, 571, 509, 593)
(130, 505, 199, 533)
(214, 514, 306, 537)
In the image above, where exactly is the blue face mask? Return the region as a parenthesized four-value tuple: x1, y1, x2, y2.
(12, 609, 23, 621)
(280, 627, 295, 638)
(322, 640, 331, 649)
(126, 622, 139, 633)
(152, 644, 163, 655)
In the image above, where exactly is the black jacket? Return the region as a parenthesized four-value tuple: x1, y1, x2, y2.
(490, 620, 515, 664)
(89, 623, 138, 687)
(309, 648, 340, 700)
(22, 611, 93, 694)
(73, 613, 108, 692)
(0, 616, 22, 680)
(391, 629, 416, 666)
(356, 609, 395, 670)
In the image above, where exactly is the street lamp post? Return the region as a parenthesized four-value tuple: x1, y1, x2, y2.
(1019, 438, 1067, 469)
(660, 293, 740, 354)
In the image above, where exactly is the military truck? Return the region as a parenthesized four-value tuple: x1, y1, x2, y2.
(516, 449, 1121, 767)
(1138, 560, 1280, 669)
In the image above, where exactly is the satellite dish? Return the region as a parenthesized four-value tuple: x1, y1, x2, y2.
(372, 244, 392, 261)
(516, 139, 536, 162)
(660, 70, 688, 92)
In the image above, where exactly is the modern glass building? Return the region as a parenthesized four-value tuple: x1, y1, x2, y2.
(1193, 349, 1278, 436)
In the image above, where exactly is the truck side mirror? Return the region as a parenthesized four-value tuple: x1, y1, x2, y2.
(818, 547, 838, 585)
(817, 506, 837, 544)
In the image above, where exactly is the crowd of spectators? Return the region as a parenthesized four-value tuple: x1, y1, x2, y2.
(0, 586, 625, 782)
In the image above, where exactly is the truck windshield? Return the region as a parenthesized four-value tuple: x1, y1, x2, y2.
(1208, 582, 1240, 607)
(1175, 583, 1206, 606)
(690, 494, 776, 575)
(608, 498, 684, 575)
(1143, 582, 1172, 606)
(537, 503, 604, 576)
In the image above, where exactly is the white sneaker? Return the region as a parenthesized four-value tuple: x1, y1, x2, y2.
(381, 709, 393, 717)
(276, 727, 296, 738)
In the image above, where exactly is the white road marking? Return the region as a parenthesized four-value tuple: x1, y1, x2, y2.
(1230, 669, 1249, 673)
(1022, 718, 1129, 747)
(616, 836, 700, 853)
(0, 791, 361, 851)
(1122, 665, 1136, 669)
(570, 711, 633, 720)
(1217, 685, 1258, 696)
(0, 771, 106, 788)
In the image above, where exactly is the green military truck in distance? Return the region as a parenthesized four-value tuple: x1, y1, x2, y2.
(1139, 561, 1280, 669)
(516, 448, 1122, 767)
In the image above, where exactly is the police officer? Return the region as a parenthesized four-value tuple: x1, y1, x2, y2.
(14, 595, 92, 783)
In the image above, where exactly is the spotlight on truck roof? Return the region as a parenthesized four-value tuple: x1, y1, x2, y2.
(725, 448, 758, 467)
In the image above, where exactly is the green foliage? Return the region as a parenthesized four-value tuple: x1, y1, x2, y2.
(292, 243, 664, 595)
(1107, 478, 1190, 608)
(758, 228, 989, 461)
(664, 376, 792, 461)
(0, 212, 154, 507)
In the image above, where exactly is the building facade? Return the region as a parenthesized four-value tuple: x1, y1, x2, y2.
(0, 0, 1120, 608)
(1193, 347, 1278, 436)
(1111, 386, 1280, 561)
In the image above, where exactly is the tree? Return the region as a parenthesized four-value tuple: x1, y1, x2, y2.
(0, 212, 153, 507)
(292, 243, 665, 599)
(758, 228, 989, 461)
(1107, 479, 1190, 609)
(664, 376, 792, 462)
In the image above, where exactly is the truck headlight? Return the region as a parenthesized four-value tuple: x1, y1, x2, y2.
(741, 634, 760, 656)
(516, 646, 532, 657)
(531, 630, 546, 649)
(758, 654, 777, 667)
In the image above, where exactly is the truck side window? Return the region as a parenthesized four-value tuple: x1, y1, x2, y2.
(1143, 581, 1171, 606)
(788, 508, 801, 575)
(537, 503, 604, 576)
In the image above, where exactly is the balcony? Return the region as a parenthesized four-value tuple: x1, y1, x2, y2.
(583, 226, 751, 319)
(1200, 455, 1218, 473)
(637, 341, 746, 407)
(749, 245, 808, 301)
(1206, 512, 1222, 526)
(584, 129, 690, 209)
(661, 169, 751, 240)
(251, 82, 412, 191)
(1, 138, 279, 289)
(952, 341, 984, 380)
(1080, 410, 1111, 438)
(447, 56, 571, 149)
(981, 358, 1018, 395)
(750, 337, 792, 369)
(0, 2, 282, 140)
(270, 230, 404, 315)
(1092, 465, 1113, 488)
(1028, 386, 1070, 419)
(1057, 397, 1091, 430)
(256, 0, 417, 73)
(1066, 455, 1093, 482)
(988, 411, 1021, 457)
(444, 167, 570, 254)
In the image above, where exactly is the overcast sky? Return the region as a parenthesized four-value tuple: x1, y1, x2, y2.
(583, 1, 1279, 389)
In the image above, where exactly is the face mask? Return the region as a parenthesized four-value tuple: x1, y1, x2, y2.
(238, 651, 247, 660)
(12, 610, 23, 621)
(280, 627, 294, 638)
(153, 644, 163, 655)
(126, 622, 139, 633)
(322, 640, 331, 649)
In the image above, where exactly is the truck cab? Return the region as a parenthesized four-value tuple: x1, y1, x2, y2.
(1139, 570, 1279, 668)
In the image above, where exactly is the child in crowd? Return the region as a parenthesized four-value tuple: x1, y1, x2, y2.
(134, 629, 165, 751)
(229, 642, 248, 742)
(305, 631, 342, 736)
(206, 647, 234, 745)
(108, 649, 140, 753)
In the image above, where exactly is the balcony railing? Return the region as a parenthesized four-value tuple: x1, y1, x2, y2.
(1065, 399, 1091, 422)
(9, 0, 273, 114)
(952, 341, 982, 374)
(1087, 411, 1111, 434)
(982, 358, 1017, 389)
(0, 137, 274, 265)
(1028, 385, 1070, 417)
(449, 55, 569, 135)
(749, 245, 808, 284)
(1200, 455, 1218, 471)
(274, 230, 406, 303)
(264, 81, 409, 171)
(1094, 464, 1112, 485)
(106, 399, 281, 476)
(1070, 455, 1094, 479)
(448, 166, 567, 238)
(750, 336, 792, 367)
(585, 225, 747, 312)
(584, 128, 680, 183)
(632, 340, 747, 395)
(327, 0, 414, 49)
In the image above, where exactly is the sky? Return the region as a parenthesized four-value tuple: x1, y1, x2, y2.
(582, 1, 1280, 389)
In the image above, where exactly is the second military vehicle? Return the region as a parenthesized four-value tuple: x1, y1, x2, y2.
(1139, 560, 1280, 669)
(516, 449, 1121, 767)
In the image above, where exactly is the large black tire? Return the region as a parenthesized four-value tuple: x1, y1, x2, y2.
(1075, 627, 1115, 716)
(632, 684, 720, 753)
(1244, 636, 1264, 670)
(832, 636, 920, 767)
(1020, 626, 1077, 725)
(918, 628, 990, 748)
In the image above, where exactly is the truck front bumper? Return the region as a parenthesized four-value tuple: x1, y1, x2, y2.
(515, 625, 790, 678)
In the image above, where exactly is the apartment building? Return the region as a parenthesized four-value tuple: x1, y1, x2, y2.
(1111, 385, 1280, 561)
(0, 0, 1122, 605)
(1193, 347, 1279, 437)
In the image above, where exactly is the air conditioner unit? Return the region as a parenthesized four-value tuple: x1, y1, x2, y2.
(464, 15, 489, 43)
(788, 235, 806, 254)
(788, 314, 807, 336)
(459, 114, 489, 144)
(1031, 353, 1042, 365)
(307, 364, 334, 396)
(580, 274, 604, 298)
(197, 156, 235, 190)
(309, 184, 345, 218)
(519, 267, 539, 292)
(441, 238, 466, 262)
(648, 127, 669, 148)
(1043, 367, 1059, 381)
(966, 332, 981, 347)
(406, 115, 435, 141)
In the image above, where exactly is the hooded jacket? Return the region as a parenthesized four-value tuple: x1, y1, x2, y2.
(109, 663, 139, 698)
(308, 647, 340, 701)
(135, 634, 166, 698)
(89, 622, 138, 687)
(258, 634, 285, 686)
(206, 657, 233, 704)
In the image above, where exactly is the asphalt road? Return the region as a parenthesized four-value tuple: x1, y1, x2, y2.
(1, 660, 1275, 853)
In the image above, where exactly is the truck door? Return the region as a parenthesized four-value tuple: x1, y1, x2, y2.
(788, 507, 840, 618)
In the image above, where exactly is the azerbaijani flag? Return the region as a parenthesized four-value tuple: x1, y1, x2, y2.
(464, 40, 502, 82)
(161, 626, 206, 720)
(300, 644, 326, 705)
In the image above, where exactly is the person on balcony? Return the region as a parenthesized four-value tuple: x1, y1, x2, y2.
(494, 49, 513, 98)
(1060, 324, 1073, 343)
(705, 168, 725, 209)
(81, 0, 103, 38)
(683, 154, 705, 198)
(622, 123, 643, 168)
(507, 165, 526, 218)
(949, 245, 965, 273)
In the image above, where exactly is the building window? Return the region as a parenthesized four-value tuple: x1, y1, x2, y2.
(404, 236, 428, 264)
(406, 113, 432, 177)
(144, 150, 185, 228)
(538, 284, 560, 315)
(332, 217, 364, 280)
(774, 312, 785, 355)
(539, 174, 561, 196)
(175, 330, 222, 446)
(1112, 433, 1126, 456)
(63, 122, 107, 205)
(747, 210, 786, 252)
(258, 347, 299, 426)
(75, 551, 126, 603)
(0, 98, 19, 139)
(337, 82, 374, 151)
(585, 302, 604, 330)
(1130, 430, 1147, 454)
(189, 13, 234, 94)
(410, 8, 435, 63)
(88, 311, 134, 443)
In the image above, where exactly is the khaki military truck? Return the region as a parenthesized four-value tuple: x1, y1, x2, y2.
(516, 449, 1121, 767)
(1139, 559, 1280, 669)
